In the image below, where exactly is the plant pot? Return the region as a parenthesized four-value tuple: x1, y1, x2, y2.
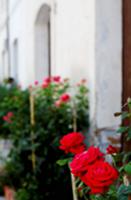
(4, 186, 14, 200)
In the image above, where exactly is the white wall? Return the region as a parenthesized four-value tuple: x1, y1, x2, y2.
(9, 0, 31, 86)
(0, 0, 8, 81)
(95, 0, 122, 128)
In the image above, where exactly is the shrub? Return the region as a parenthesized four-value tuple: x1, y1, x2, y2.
(0, 77, 89, 200)
(58, 98, 131, 200)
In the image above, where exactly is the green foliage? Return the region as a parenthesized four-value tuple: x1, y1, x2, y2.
(124, 162, 131, 175)
(117, 184, 131, 200)
(0, 85, 29, 138)
(56, 158, 72, 166)
(116, 98, 131, 140)
(0, 78, 89, 200)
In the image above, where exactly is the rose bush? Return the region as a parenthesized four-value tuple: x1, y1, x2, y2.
(57, 99, 131, 200)
(58, 133, 119, 199)
(0, 76, 89, 200)
(58, 98, 131, 200)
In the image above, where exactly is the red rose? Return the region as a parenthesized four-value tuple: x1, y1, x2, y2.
(42, 77, 52, 88)
(42, 83, 48, 89)
(106, 145, 118, 154)
(3, 116, 9, 122)
(81, 161, 118, 194)
(34, 80, 39, 85)
(70, 146, 104, 177)
(43, 77, 51, 84)
(60, 93, 70, 102)
(69, 144, 86, 155)
(3, 112, 14, 123)
(52, 76, 61, 83)
(59, 132, 86, 154)
(7, 112, 14, 118)
(55, 100, 62, 107)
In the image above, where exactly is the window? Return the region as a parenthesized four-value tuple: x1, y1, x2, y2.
(35, 4, 51, 82)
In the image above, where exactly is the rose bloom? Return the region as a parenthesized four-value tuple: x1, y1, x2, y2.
(81, 161, 119, 194)
(55, 100, 62, 107)
(106, 145, 118, 154)
(7, 112, 14, 118)
(42, 82, 49, 89)
(3, 116, 10, 122)
(34, 80, 39, 85)
(52, 76, 61, 83)
(59, 132, 86, 154)
(43, 77, 52, 84)
(60, 93, 70, 102)
(42, 77, 52, 88)
(3, 112, 14, 123)
(70, 146, 104, 177)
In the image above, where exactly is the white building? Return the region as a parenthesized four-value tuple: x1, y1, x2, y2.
(0, 0, 125, 145)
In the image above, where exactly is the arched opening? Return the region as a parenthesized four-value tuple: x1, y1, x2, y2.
(35, 4, 51, 82)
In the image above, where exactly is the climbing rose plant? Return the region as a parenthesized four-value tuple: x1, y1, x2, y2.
(0, 76, 89, 200)
(58, 132, 119, 200)
(58, 98, 131, 200)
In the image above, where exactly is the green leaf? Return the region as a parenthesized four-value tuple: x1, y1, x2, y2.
(122, 112, 130, 120)
(127, 128, 131, 139)
(117, 126, 128, 133)
(124, 162, 131, 175)
(123, 152, 131, 163)
(127, 98, 131, 110)
(117, 184, 131, 200)
(56, 158, 70, 166)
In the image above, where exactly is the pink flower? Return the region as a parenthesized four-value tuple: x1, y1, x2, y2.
(55, 100, 62, 107)
(43, 77, 51, 84)
(3, 116, 9, 122)
(3, 112, 14, 123)
(7, 112, 14, 118)
(52, 76, 61, 83)
(60, 93, 70, 102)
(42, 82, 49, 89)
(42, 77, 52, 89)
(34, 80, 39, 86)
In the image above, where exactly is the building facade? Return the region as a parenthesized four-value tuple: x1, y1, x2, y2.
(0, 0, 123, 143)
